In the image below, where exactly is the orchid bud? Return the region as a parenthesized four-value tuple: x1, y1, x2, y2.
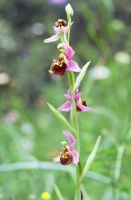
(65, 4, 74, 17)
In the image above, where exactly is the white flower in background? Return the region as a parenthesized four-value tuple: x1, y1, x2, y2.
(28, 193, 36, 200)
(20, 137, 33, 153)
(4, 110, 19, 124)
(0, 72, 10, 85)
(114, 51, 131, 65)
(30, 23, 45, 35)
(21, 122, 35, 135)
(89, 66, 110, 80)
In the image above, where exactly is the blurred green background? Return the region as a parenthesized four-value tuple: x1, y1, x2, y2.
(0, 0, 131, 199)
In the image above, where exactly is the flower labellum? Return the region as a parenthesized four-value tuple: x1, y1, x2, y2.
(54, 131, 79, 165)
(58, 89, 92, 112)
(44, 19, 68, 43)
(54, 19, 68, 34)
(49, 58, 68, 76)
(60, 145, 73, 165)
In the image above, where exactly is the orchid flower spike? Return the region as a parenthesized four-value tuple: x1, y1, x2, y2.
(44, 19, 68, 43)
(49, 44, 81, 76)
(58, 89, 92, 112)
(54, 131, 79, 165)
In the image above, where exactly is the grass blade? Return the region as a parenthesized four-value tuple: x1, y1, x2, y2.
(54, 184, 64, 200)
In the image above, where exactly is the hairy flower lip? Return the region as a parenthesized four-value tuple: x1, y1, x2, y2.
(49, 59, 67, 76)
(76, 100, 87, 112)
(55, 19, 68, 28)
(54, 19, 68, 35)
(60, 148, 73, 165)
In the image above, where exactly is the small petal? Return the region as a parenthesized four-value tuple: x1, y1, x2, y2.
(63, 131, 76, 147)
(76, 101, 92, 112)
(64, 89, 71, 100)
(44, 34, 60, 43)
(62, 44, 75, 60)
(53, 156, 60, 162)
(72, 149, 79, 164)
(64, 89, 81, 101)
(67, 60, 81, 72)
(69, 143, 75, 151)
(74, 90, 81, 101)
(58, 101, 71, 112)
(54, 26, 68, 35)
(63, 32, 68, 43)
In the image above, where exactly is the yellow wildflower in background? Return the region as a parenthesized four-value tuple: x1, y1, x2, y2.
(41, 192, 51, 200)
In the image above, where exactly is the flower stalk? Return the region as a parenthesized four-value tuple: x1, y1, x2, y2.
(67, 72, 81, 200)
(65, 8, 81, 200)
(44, 3, 101, 200)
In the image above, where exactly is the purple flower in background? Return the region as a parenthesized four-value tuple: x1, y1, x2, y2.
(58, 89, 92, 112)
(44, 19, 68, 43)
(54, 131, 79, 165)
(50, 0, 67, 5)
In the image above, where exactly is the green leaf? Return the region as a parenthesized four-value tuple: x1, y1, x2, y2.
(74, 61, 91, 90)
(54, 184, 64, 200)
(0, 161, 74, 173)
(47, 103, 75, 133)
(81, 136, 101, 181)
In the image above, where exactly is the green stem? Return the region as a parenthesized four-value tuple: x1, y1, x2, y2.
(75, 163, 81, 200)
(67, 17, 71, 44)
(67, 72, 80, 153)
(67, 63, 81, 200)
(66, 14, 81, 200)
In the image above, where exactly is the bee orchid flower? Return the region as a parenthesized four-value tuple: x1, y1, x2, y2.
(54, 131, 79, 165)
(44, 19, 68, 43)
(58, 89, 92, 112)
(49, 44, 81, 76)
